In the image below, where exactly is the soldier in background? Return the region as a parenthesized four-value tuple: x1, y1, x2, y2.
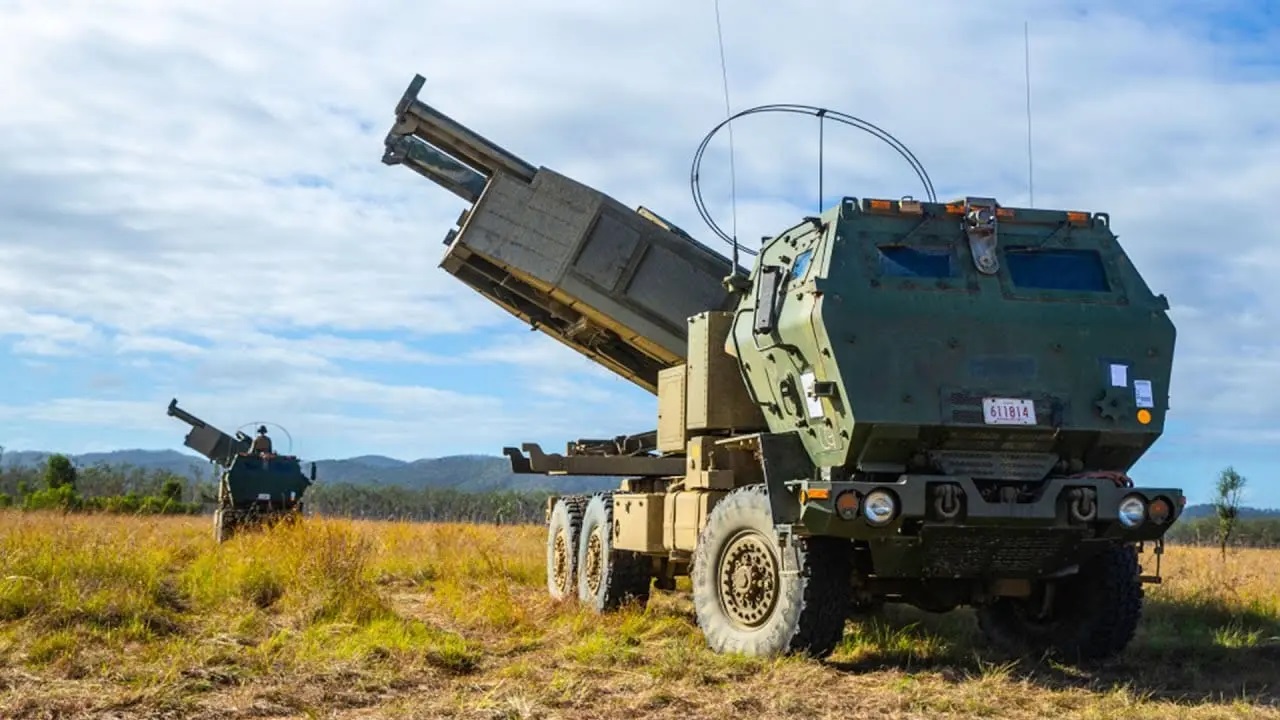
(250, 425, 273, 454)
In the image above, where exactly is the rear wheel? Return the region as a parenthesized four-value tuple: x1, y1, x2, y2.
(977, 543, 1143, 663)
(546, 496, 584, 601)
(691, 484, 851, 658)
(577, 493, 651, 611)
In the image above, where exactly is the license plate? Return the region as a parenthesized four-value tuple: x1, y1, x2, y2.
(982, 397, 1036, 425)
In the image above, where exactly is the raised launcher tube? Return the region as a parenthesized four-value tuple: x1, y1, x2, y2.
(382, 74, 738, 393)
(166, 398, 250, 468)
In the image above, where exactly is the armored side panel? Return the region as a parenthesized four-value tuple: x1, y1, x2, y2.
(657, 365, 687, 453)
(612, 492, 666, 553)
(686, 311, 767, 432)
(383, 74, 737, 393)
(663, 490, 728, 551)
(732, 197, 1177, 476)
(225, 456, 312, 507)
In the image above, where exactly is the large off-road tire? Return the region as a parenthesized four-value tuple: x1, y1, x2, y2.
(278, 505, 303, 526)
(977, 542, 1143, 663)
(546, 496, 585, 601)
(691, 484, 852, 658)
(577, 493, 652, 611)
(214, 508, 236, 544)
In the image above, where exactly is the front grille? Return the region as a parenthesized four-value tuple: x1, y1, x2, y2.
(919, 527, 1077, 578)
(930, 450, 1057, 481)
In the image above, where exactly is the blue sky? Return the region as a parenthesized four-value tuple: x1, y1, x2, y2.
(1, 1, 1278, 508)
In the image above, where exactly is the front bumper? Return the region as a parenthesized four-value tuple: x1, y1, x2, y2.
(791, 474, 1183, 579)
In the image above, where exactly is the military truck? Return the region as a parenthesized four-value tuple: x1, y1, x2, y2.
(166, 399, 315, 543)
(380, 74, 1183, 663)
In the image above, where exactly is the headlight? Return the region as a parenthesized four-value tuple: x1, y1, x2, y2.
(1118, 495, 1146, 528)
(863, 489, 897, 526)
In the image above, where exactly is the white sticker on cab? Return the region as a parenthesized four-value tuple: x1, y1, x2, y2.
(1110, 363, 1128, 387)
(799, 371, 825, 419)
(1134, 379, 1154, 409)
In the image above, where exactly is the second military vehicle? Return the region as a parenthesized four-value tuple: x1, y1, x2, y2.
(167, 399, 315, 543)
(380, 74, 1183, 663)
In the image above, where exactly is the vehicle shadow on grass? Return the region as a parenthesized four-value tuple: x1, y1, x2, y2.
(823, 596, 1280, 706)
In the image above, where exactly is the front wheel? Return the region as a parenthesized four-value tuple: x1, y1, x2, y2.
(690, 484, 851, 658)
(214, 508, 236, 543)
(976, 543, 1144, 663)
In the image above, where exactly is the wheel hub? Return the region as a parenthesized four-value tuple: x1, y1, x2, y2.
(584, 529, 604, 595)
(718, 533, 778, 628)
(552, 530, 571, 592)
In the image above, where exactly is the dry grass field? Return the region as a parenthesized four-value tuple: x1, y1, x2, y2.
(1, 510, 1278, 719)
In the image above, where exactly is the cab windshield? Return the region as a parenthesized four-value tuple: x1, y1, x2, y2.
(1003, 247, 1110, 292)
(878, 246, 954, 278)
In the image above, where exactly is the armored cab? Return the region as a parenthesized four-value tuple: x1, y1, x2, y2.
(214, 452, 313, 540)
(380, 76, 1184, 665)
(734, 196, 1174, 478)
(167, 399, 315, 542)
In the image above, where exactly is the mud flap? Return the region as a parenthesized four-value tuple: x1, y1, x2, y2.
(755, 431, 813, 575)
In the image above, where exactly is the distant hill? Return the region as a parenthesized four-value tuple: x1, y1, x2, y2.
(1180, 504, 1280, 520)
(3, 449, 1278, 510)
(2, 449, 211, 479)
(0, 448, 617, 494)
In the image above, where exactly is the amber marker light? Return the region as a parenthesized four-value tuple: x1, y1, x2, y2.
(835, 491, 860, 520)
(1137, 409, 1152, 425)
(1149, 496, 1172, 525)
(801, 488, 830, 503)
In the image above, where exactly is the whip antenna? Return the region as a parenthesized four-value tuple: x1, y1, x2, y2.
(1025, 20, 1035, 207)
(712, 0, 741, 273)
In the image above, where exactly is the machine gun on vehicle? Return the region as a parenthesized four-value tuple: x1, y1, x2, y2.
(167, 399, 315, 543)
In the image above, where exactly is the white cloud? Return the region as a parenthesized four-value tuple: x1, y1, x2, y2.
(115, 335, 205, 358)
(0, 1, 1277, 502)
(0, 399, 169, 432)
(0, 308, 104, 356)
(463, 333, 617, 376)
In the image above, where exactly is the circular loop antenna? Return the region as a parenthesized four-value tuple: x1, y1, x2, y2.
(237, 421, 295, 456)
(690, 103, 938, 259)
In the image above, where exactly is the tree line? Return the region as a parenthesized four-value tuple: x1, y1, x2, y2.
(0, 451, 203, 515)
(2, 451, 1276, 546)
(1162, 516, 1280, 548)
(304, 482, 553, 524)
(0, 449, 554, 524)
